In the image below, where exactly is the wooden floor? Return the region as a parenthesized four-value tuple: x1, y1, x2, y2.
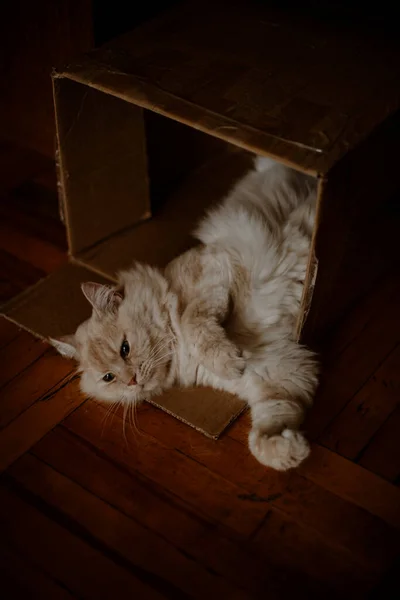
(1, 141, 400, 599)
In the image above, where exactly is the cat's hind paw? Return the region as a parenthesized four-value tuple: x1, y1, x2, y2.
(248, 428, 310, 471)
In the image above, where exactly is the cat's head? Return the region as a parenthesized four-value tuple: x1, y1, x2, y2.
(51, 265, 176, 405)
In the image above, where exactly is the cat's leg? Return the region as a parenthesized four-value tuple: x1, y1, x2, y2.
(236, 341, 318, 470)
(247, 383, 311, 471)
(182, 287, 244, 380)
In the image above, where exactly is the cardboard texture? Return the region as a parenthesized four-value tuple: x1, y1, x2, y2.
(3, 0, 400, 437)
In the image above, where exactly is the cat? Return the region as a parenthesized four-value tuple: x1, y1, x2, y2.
(52, 155, 319, 471)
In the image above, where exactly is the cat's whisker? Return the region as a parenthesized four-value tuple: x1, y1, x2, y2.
(154, 343, 175, 356)
(128, 401, 137, 434)
(149, 348, 174, 363)
(150, 352, 174, 367)
(142, 339, 175, 379)
(147, 337, 171, 360)
(121, 399, 130, 448)
(147, 337, 175, 362)
(155, 333, 176, 350)
(100, 400, 119, 437)
(100, 408, 111, 435)
(128, 400, 143, 438)
(141, 350, 173, 380)
(133, 402, 142, 436)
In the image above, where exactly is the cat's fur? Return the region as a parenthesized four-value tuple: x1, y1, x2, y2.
(52, 156, 319, 471)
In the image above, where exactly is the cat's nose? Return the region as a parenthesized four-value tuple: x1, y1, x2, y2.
(128, 375, 137, 386)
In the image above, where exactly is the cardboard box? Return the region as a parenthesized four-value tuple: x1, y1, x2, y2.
(3, 0, 400, 437)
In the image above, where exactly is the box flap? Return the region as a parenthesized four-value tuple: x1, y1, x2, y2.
(2, 263, 246, 438)
(53, 78, 151, 257)
(57, 0, 400, 175)
(2, 264, 112, 340)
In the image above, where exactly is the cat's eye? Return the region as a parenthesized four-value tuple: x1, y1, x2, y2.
(120, 339, 130, 359)
(103, 373, 115, 383)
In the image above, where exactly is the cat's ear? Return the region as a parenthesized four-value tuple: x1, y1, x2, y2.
(81, 282, 122, 315)
(50, 335, 78, 360)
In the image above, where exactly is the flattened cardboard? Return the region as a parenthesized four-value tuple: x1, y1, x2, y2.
(2, 264, 111, 340)
(3, 0, 400, 438)
(147, 388, 246, 440)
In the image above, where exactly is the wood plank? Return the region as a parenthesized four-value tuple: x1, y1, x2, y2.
(322, 272, 400, 360)
(306, 285, 400, 440)
(0, 216, 67, 274)
(0, 566, 39, 599)
(0, 484, 164, 600)
(359, 405, 400, 482)
(0, 200, 67, 250)
(368, 553, 400, 600)
(32, 426, 298, 597)
(299, 444, 400, 530)
(320, 344, 400, 459)
(0, 377, 84, 472)
(9, 453, 250, 600)
(0, 542, 75, 599)
(12, 180, 61, 221)
(253, 509, 376, 598)
(63, 400, 269, 537)
(0, 141, 51, 195)
(0, 348, 75, 430)
(228, 411, 400, 530)
(0, 248, 46, 304)
(0, 317, 21, 349)
(124, 402, 260, 492)
(106, 401, 400, 572)
(0, 328, 47, 389)
(226, 409, 251, 445)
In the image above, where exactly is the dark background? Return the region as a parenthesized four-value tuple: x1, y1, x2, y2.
(0, 0, 398, 159)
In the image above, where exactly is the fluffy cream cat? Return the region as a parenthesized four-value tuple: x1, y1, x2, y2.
(53, 156, 319, 471)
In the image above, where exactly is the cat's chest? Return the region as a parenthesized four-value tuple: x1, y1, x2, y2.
(174, 344, 222, 388)
(175, 343, 200, 386)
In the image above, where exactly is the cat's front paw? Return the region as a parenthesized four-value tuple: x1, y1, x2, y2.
(211, 344, 245, 380)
